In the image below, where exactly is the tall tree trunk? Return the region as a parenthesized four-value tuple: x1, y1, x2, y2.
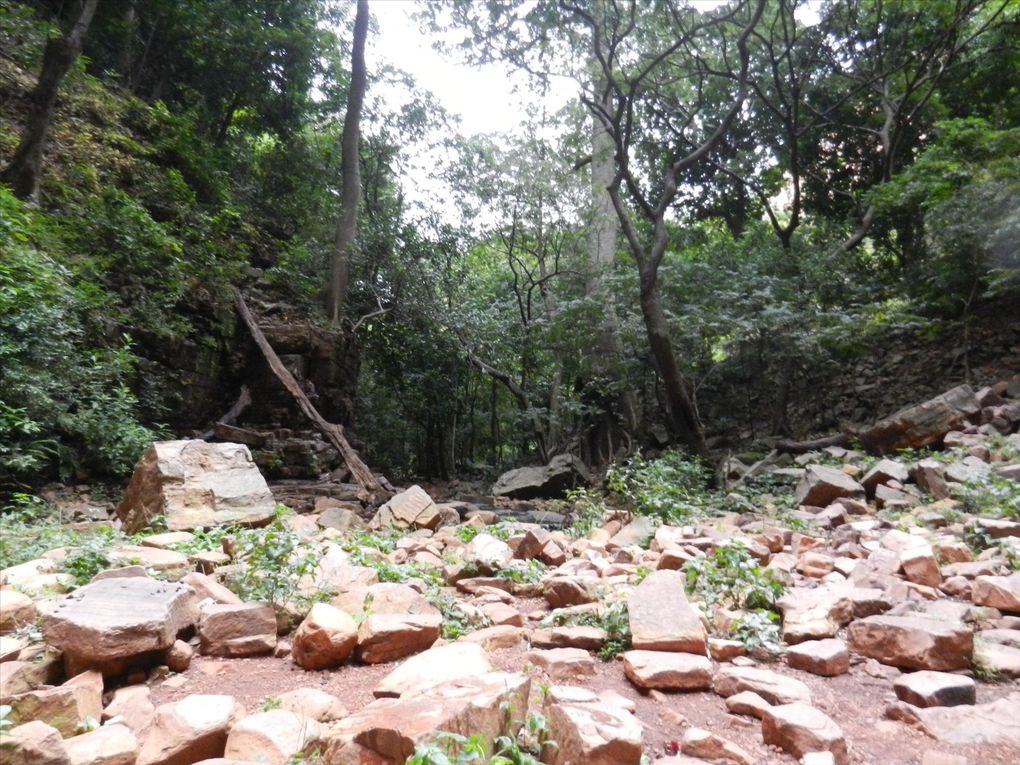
(638, 272, 708, 456)
(327, 0, 369, 325)
(1, 0, 100, 201)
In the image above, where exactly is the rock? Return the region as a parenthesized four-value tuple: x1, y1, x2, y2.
(325, 672, 529, 763)
(461, 625, 524, 650)
(608, 516, 656, 549)
(913, 460, 950, 500)
(537, 626, 606, 651)
(180, 572, 243, 605)
(525, 647, 596, 680)
(944, 457, 992, 484)
(275, 688, 348, 722)
(893, 671, 976, 707)
(463, 533, 513, 573)
(973, 636, 1020, 677)
(491, 454, 590, 499)
(116, 440, 276, 533)
(778, 586, 853, 644)
(356, 613, 442, 664)
(543, 577, 595, 608)
(41, 577, 199, 677)
(198, 602, 276, 657)
(725, 690, 772, 719)
(543, 685, 643, 765)
(374, 642, 492, 698)
(794, 466, 864, 508)
(317, 504, 365, 533)
(6, 670, 103, 736)
(680, 727, 753, 765)
(102, 685, 155, 741)
(847, 615, 973, 671)
(900, 545, 943, 588)
(920, 752, 968, 765)
(967, 517, 1020, 539)
(785, 639, 850, 677)
(628, 570, 706, 653)
(291, 603, 358, 670)
(622, 650, 713, 690)
(370, 485, 440, 530)
(760, 703, 848, 765)
(971, 572, 1020, 612)
(0, 720, 70, 765)
(223, 710, 322, 765)
(887, 692, 1020, 745)
(712, 666, 811, 705)
(137, 695, 246, 765)
(0, 590, 37, 634)
(164, 639, 194, 673)
(859, 385, 980, 454)
(64, 724, 139, 765)
(862, 459, 910, 494)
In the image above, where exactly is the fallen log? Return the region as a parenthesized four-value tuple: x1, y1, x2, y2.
(233, 287, 391, 506)
(775, 432, 853, 454)
(199, 385, 252, 440)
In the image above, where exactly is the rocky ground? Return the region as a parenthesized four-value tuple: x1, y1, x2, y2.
(2, 382, 1020, 765)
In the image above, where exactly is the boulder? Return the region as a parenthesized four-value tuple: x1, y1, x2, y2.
(525, 647, 597, 680)
(6, 670, 103, 737)
(491, 454, 589, 499)
(777, 586, 853, 644)
(102, 685, 155, 741)
(223, 710, 322, 765)
(0, 721, 70, 765)
(356, 613, 442, 664)
(887, 692, 1020, 746)
(628, 570, 707, 653)
(275, 688, 348, 722)
(785, 639, 850, 677)
(859, 385, 980, 454)
(137, 695, 246, 765)
(41, 578, 199, 677)
(760, 703, 848, 765)
(680, 727, 754, 765)
(971, 572, 1020, 612)
(542, 686, 643, 765)
(463, 534, 513, 573)
(116, 440, 276, 533)
(64, 725, 139, 765)
(794, 466, 864, 508)
(198, 603, 276, 657)
(622, 650, 713, 690)
(847, 615, 973, 671)
(712, 666, 811, 705)
(324, 672, 529, 764)
(861, 459, 910, 494)
(374, 642, 492, 698)
(0, 590, 37, 634)
(370, 485, 440, 530)
(291, 603, 358, 670)
(893, 671, 976, 708)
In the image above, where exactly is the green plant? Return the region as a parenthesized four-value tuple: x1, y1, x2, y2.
(495, 559, 546, 585)
(683, 542, 786, 612)
(730, 609, 783, 652)
(229, 507, 323, 608)
(552, 600, 632, 661)
(562, 487, 608, 538)
(607, 451, 714, 523)
(261, 695, 283, 712)
(61, 530, 119, 585)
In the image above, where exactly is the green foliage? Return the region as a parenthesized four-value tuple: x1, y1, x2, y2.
(495, 559, 547, 585)
(563, 488, 608, 539)
(61, 528, 120, 586)
(229, 507, 323, 608)
(730, 609, 782, 652)
(683, 542, 786, 612)
(406, 712, 548, 765)
(960, 475, 1020, 520)
(581, 601, 632, 661)
(607, 451, 713, 523)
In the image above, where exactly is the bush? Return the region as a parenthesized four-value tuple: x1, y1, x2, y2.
(607, 450, 713, 522)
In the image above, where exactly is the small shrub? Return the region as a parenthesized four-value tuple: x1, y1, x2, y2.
(607, 450, 713, 523)
(229, 507, 323, 608)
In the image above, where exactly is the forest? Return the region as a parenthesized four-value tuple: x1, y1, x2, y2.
(1, 0, 1019, 494)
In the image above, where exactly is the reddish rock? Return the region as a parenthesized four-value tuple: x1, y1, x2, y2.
(900, 545, 943, 588)
(847, 615, 973, 671)
(680, 727, 753, 765)
(886, 692, 1020, 745)
(356, 613, 442, 664)
(0, 720, 70, 765)
(712, 666, 811, 705)
(461, 624, 524, 650)
(0, 590, 37, 634)
(180, 572, 243, 605)
(291, 603, 358, 670)
(198, 602, 276, 657)
(859, 385, 980, 454)
(622, 650, 713, 690)
(275, 687, 348, 722)
(628, 570, 706, 654)
(725, 690, 772, 719)
(64, 724, 139, 765)
(794, 466, 864, 508)
(102, 685, 155, 741)
(893, 671, 976, 707)
(223, 710, 322, 765)
(543, 577, 595, 608)
(785, 639, 850, 677)
(971, 573, 1020, 613)
(370, 485, 440, 530)
(7, 670, 104, 737)
(136, 694, 246, 765)
(525, 647, 596, 680)
(542, 686, 643, 765)
(374, 642, 492, 698)
(164, 640, 194, 673)
(760, 703, 849, 765)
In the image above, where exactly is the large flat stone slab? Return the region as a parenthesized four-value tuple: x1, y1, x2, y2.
(116, 440, 276, 533)
(628, 570, 706, 653)
(41, 578, 199, 677)
(889, 692, 1020, 745)
(373, 642, 492, 698)
(847, 615, 973, 671)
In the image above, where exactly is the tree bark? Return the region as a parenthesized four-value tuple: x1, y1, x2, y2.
(233, 288, 391, 506)
(327, 0, 369, 324)
(1, 0, 100, 201)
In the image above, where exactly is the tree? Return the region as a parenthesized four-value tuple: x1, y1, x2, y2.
(2, 0, 100, 201)
(327, 0, 369, 324)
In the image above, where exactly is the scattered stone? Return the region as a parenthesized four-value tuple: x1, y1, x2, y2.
(628, 570, 707, 654)
(164, 639, 194, 673)
(972, 635, 1020, 677)
(64, 724, 139, 765)
(525, 647, 596, 680)
(0, 720, 70, 765)
(786, 639, 850, 677)
(136, 694, 246, 765)
(291, 603, 358, 670)
(461, 624, 524, 650)
(543, 685, 643, 765)
(463, 533, 513, 573)
(846, 614, 973, 671)
(859, 385, 980, 454)
(370, 485, 440, 530)
(760, 703, 849, 765)
(543, 577, 595, 608)
(223, 710, 322, 765)
(778, 587, 853, 644)
(886, 692, 1020, 746)
(622, 650, 713, 691)
(725, 691, 772, 719)
(326, 672, 530, 763)
(41, 578, 199, 677)
(102, 685, 155, 741)
(971, 572, 1020, 613)
(116, 440, 276, 533)
(712, 666, 811, 705)
(680, 727, 753, 765)
(275, 687, 348, 722)
(180, 572, 243, 605)
(0, 590, 37, 634)
(374, 642, 492, 698)
(7, 670, 103, 736)
(794, 465, 864, 508)
(356, 613, 442, 664)
(609, 516, 656, 550)
(198, 602, 276, 657)
(893, 671, 976, 708)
